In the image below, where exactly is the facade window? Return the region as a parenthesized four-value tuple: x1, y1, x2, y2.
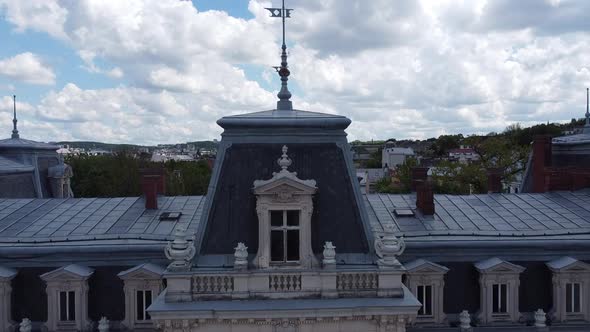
(475, 258, 525, 324)
(117, 263, 164, 330)
(416, 285, 433, 316)
(40, 264, 94, 332)
(492, 284, 508, 314)
(565, 283, 581, 314)
(59, 291, 76, 321)
(547, 257, 590, 322)
(404, 259, 449, 325)
(270, 210, 300, 263)
(136, 290, 152, 321)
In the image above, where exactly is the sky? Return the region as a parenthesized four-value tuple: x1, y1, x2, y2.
(0, 0, 589, 145)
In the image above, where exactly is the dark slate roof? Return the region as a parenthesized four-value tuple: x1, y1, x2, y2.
(0, 156, 34, 174)
(0, 137, 59, 150)
(0, 196, 205, 247)
(366, 191, 590, 240)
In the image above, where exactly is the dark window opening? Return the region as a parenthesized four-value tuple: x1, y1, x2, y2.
(417, 285, 433, 316)
(59, 291, 75, 321)
(566, 283, 581, 313)
(136, 290, 152, 321)
(492, 284, 507, 313)
(270, 210, 300, 263)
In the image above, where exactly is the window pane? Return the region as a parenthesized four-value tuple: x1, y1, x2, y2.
(566, 283, 572, 313)
(425, 285, 432, 315)
(270, 211, 283, 227)
(492, 284, 499, 313)
(271, 230, 284, 262)
(287, 210, 299, 226)
(59, 291, 67, 321)
(68, 291, 75, 321)
(286, 229, 299, 261)
(500, 284, 507, 313)
(145, 290, 152, 320)
(137, 290, 144, 320)
(574, 283, 581, 313)
(417, 285, 425, 315)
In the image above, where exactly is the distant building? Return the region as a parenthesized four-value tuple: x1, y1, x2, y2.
(448, 145, 479, 163)
(382, 147, 414, 168)
(88, 148, 112, 156)
(0, 103, 73, 198)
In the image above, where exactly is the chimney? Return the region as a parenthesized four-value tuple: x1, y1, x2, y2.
(532, 135, 552, 193)
(411, 167, 429, 192)
(140, 169, 166, 209)
(416, 180, 435, 216)
(486, 168, 503, 193)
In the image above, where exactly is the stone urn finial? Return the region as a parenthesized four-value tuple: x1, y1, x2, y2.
(98, 317, 109, 332)
(277, 145, 292, 171)
(534, 309, 546, 328)
(374, 233, 405, 268)
(165, 226, 196, 271)
(19, 318, 32, 332)
(234, 242, 248, 270)
(322, 241, 336, 267)
(459, 310, 471, 330)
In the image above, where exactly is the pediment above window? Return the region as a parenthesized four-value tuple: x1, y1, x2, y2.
(404, 259, 449, 275)
(475, 257, 525, 274)
(547, 257, 590, 273)
(40, 264, 94, 281)
(118, 263, 165, 280)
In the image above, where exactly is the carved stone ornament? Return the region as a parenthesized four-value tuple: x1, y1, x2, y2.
(165, 226, 196, 271)
(234, 242, 248, 270)
(19, 318, 32, 332)
(534, 309, 547, 327)
(253, 145, 317, 189)
(322, 241, 336, 267)
(374, 233, 405, 268)
(98, 317, 110, 332)
(459, 310, 471, 329)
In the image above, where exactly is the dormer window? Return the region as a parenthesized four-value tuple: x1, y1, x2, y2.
(252, 146, 318, 269)
(546, 257, 590, 322)
(270, 210, 300, 263)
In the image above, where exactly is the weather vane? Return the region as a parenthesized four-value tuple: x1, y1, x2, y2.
(265, 0, 293, 111)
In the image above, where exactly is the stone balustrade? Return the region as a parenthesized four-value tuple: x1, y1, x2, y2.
(165, 267, 404, 302)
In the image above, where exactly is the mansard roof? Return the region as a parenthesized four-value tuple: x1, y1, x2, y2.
(475, 257, 525, 273)
(366, 190, 590, 241)
(404, 259, 449, 274)
(546, 256, 590, 272)
(40, 264, 94, 280)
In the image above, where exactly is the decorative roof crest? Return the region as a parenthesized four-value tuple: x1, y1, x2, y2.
(253, 145, 317, 189)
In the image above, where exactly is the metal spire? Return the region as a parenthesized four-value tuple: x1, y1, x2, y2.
(11, 95, 19, 139)
(266, 0, 293, 111)
(586, 88, 589, 126)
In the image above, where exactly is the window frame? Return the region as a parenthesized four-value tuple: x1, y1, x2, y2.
(565, 282, 582, 314)
(416, 284, 433, 317)
(269, 209, 300, 264)
(136, 289, 153, 321)
(58, 290, 76, 322)
(491, 283, 508, 314)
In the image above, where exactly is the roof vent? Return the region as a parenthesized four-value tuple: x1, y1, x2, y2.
(393, 208, 415, 217)
(159, 212, 182, 221)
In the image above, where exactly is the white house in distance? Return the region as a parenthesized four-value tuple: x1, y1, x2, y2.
(382, 147, 415, 168)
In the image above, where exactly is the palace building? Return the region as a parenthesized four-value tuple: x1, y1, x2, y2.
(1, 3, 590, 332)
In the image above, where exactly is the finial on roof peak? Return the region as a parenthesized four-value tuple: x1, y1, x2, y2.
(11, 95, 19, 139)
(266, 0, 293, 111)
(277, 145, 292, 171)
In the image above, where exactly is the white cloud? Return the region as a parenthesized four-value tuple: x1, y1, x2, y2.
(0, 52, 56, 85)
(1, 0, 590, 144)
